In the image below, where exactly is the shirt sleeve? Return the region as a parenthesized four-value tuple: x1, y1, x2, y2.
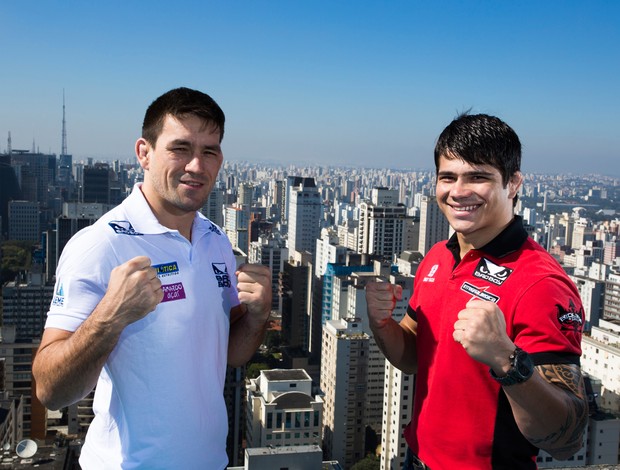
(511, 275, 584, 364)
(46, 229, 115, 332)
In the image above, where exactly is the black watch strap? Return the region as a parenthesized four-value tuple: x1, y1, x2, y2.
(490, 347, 534, 386)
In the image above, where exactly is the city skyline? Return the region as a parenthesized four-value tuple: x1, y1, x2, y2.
(2, 1, 619, 176)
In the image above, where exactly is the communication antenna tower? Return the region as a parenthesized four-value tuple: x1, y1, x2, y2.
(61, 89, 68, 155)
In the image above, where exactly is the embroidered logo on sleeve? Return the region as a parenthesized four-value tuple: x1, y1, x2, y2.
(51, 282, 66, 307)
(108, 221, 143, 236)
(460, 282, 500, 303)
(212, 263, 231, 287)
(473, 258, 513, 286)
(556, 299, 584, 332)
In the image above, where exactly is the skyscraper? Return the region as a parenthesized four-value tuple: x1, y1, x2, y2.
(418, 195, 450, 256)
(287, 177, 322, 258)
(321, 317, 370, 468)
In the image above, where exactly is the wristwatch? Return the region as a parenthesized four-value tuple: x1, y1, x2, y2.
(490, 347, 534, 386)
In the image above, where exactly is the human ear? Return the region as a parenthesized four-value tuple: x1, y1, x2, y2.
(135, 138, 150, 170)
(508, 171, 523, 199)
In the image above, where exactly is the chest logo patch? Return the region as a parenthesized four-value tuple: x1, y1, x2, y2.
(108, 220, 143, 236)
(556, 298, 584, 332)
(161, 282, 186, 303)
(212, 263, 232, 288)
(461, 282, 500, 304)
(153, 261, 180, 278)
(473, 258, 513, 286)
(423, 264, 439, 283)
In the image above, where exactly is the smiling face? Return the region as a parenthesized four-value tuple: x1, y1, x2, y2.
(136, 113, 223, 231)
(436, 154, 522, 251)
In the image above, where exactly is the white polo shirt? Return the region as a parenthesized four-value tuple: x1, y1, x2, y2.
(47, 184, 239, 469)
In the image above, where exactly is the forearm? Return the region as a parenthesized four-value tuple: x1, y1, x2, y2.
(505, 364, 587, 459)
(370, 317, 418, 374)
(34, 302, 124, 410)
(228, 305, 270, 367)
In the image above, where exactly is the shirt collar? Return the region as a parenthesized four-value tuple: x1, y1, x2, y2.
(124, 183, 218, 240)
(446, 215, 528, 262)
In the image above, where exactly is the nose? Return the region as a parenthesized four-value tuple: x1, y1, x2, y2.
(449, 177, 471, 199)
(184, 152, 204, 174)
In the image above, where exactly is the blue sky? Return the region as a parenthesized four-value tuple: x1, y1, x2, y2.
(1, 1, 619, 175)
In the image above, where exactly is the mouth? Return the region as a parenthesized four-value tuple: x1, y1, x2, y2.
(179, 180, 204, 189)
(450, 204, 480, 212)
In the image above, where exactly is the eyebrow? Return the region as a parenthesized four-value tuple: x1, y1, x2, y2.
(437, 169, 496, 177)
(167, 139, 222, 152)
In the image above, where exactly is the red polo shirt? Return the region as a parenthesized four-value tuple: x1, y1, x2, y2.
(405, 216, 583, 470)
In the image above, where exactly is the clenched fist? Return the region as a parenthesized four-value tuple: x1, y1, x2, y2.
(365, 281, 403, 329)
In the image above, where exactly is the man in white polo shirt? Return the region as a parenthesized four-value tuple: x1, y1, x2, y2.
(33, 87, 272, 469)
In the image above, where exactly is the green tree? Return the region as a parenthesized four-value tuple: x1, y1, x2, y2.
(1, 241, 33, 283)
(351, 453, 380, 470)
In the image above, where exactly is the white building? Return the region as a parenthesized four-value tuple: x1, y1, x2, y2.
(581, 319, 620, 412)
(321, 318, 371, 468)
(417, 195, 450, 256)
(245, 369, 323, 450)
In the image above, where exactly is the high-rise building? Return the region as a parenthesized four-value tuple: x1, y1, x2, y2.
(249, 233, 287, 312)
(245, 369, 323, 449)
(0, 154, 22, 238)
(0, 325, 41, 438)
(8, 200, 40, 242)
(287, 177, 321, 258)
(320, 317, 370, 468)
(82, 164, 111, 204)
(224, 205, 250, 253)
(202, 186, 225, 227)
(418, 195, 450, 256)
(603, 273, 620, 321)
(1, 272, 53, 340)
(358, 188, 411, 260)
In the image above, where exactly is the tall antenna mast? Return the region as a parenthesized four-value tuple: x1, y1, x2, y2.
(7, 131, 11, 155)
(61, 89, 68, 155)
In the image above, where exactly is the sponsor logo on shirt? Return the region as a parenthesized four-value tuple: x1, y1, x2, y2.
(161, 282, 187, 303)
(208, 221, 222, 235)
(153, 261, 180, 278)
(460, 282, 500, 303)
(108, 220, 143, 236)
(212, 263, 232, 288)
(473, 258, 513, 286)
(423, 264, 439, 283)
(51, 282, 65, 307)
(557, 298, 584, 332)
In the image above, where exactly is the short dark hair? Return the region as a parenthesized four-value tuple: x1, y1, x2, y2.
(434, 113, 521, 186)
(142, 87, 225, 146)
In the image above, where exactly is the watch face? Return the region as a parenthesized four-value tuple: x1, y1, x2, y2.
(514, 349, 534, 379)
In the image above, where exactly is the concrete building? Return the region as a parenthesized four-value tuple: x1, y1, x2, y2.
(603, 273, 620, 321)
(417, 195, 450, 256)
(1, 273, 53, 341)
(357, 188, 411, 261)
(8, 200, 40, 242)
(0, 326, 41, 438)
(202, 186, 225, 227)
(320, 317, 370, 468)
(581, 319, 620, 413)
(249, 233, 287, 312)
(287, 177, 322, 258)
(245, 369, 323, 450)
(228, 445, 342, 470)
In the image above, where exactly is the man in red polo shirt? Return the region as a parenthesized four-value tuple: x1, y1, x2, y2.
(366, 114, 587, 469)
